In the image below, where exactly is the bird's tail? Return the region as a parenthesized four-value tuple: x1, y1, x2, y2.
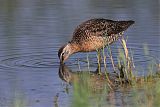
(107, 20, 135, 35)
(117, 20, 135, 32)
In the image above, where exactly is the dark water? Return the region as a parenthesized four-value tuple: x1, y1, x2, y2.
(0, 0, 159, 107)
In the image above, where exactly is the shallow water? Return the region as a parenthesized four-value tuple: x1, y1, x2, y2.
(0, 0, 159, 107)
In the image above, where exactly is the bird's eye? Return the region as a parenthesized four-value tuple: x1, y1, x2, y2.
(62, 51, 68, 56)
(62, 52, 65, 56)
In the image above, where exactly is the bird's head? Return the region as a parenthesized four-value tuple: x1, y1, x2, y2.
(58, 44, 72, 63)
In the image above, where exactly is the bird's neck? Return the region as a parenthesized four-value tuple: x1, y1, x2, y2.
(67, 42, 80, 54)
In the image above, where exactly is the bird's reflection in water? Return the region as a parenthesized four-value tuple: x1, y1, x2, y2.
(59, 64, 130, 107)
(59, 64, 129, 91)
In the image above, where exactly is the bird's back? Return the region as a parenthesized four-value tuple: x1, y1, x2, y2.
(70, 18, 134, 52)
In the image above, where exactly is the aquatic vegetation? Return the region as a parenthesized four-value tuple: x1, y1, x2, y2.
(68, 36, 160, 107)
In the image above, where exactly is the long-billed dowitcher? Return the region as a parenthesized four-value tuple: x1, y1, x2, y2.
(58, 18, 134, 63)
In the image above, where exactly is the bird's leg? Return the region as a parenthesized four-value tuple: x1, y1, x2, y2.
(96, 49, 102, 74)
(97, 49, 102, 63)
(102, 45, 107, 72)
(107, 45, 116, 72)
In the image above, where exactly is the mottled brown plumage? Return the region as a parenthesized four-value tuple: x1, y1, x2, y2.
(58, 18, 134, 63)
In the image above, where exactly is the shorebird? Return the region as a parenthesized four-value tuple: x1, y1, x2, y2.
(58, 18, 134, 63)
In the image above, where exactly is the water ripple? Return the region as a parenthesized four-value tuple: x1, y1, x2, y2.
(0, 45, 159, 70)
(0, 53, 60, 69)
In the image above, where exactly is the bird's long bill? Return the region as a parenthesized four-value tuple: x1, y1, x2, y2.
(60, 60, 64, 64)
(60, 56, 64, 64)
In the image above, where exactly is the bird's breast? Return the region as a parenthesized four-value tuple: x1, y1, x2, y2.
(78, 34, 121, 52)
(78, 36, 106, 52)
